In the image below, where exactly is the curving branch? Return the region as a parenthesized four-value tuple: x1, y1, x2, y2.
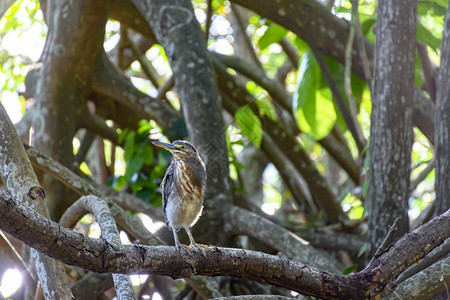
(93, 54, 180, 131)
(60, 195, 135, 299)
(0, 188, 448, 299)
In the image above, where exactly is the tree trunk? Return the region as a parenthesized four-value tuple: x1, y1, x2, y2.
(435, 7, 450, 215)
(367, 0, 416, 255)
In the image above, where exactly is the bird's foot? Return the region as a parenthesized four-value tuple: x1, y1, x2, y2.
(189, 243, 211, 255)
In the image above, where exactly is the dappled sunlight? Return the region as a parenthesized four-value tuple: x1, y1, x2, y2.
(0, 269, 22, 297)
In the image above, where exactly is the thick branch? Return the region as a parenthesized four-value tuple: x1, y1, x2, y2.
(93, 54, 180, 130)
(0, 189, 448, 299)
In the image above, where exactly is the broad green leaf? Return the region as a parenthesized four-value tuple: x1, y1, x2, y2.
(124, 131, 136, 161)
(142, 144, 154, 165)
(418, 1, 447, 16)
(294, 53, 337, 140)
(114, 176, 128, 190)
(293, 50, 320, 110)
(257, 24, 288, 50)
(256, 98, 276, 121)
(426, 0, 448, 8)
(124, 154, 145, 180)
(416, 22, 441, 51)
(342, 264, 358, 275)
(235, 106, 262, 147)
(360, 16, 376, 36)
(294, 37, 309, 54)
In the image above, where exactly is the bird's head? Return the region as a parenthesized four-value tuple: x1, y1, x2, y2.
(152, 140, 199, 160)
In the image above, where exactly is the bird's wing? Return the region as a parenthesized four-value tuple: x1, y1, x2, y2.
(161, 161, 175, 225)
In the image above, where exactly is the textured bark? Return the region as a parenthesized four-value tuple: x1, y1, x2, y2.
(0, 189, 448, 299)
(0, 104, 73, 298)
(32, 0, 109, 220)
(60, 196, 135, 299)
(435, 7, 450, 215)
(130, 0, 229, 201)
(367, 1, 416, 255)
(384, 255, 450, 299)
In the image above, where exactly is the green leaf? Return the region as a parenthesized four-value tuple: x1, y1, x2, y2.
(342, 264, 358, 275)
(418, 1, 447, 16)
(235, 106, 263, 147)
(124, 131, 136, 161)
(256, 98, 276, 121)
(124, 154, 145, 181)
(257, 24, 288, 50)
(426, 0, 448, 9)
(294, 52, 336, 140)
(294, 50, 320, 111)
(114, 176, 128, 190)
(357, 243, 368, 258)
(142, 144, 154, 165)
(416, 22, 441, 51)
(118, 128, 129, 145)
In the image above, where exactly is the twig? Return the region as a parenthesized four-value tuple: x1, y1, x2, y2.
(368, 217, 401, 265)
(205, 0, 213, 41)
(128, 31, 161, 89)
(74, 130, 96, 165)
(279, 38, 300, 69)
(417, 43, 437, 102)
(409, 158, 435, 194)
(351, 0, 372, 88)
(156, 75, 175, 100)
(230, 3, 262, 69)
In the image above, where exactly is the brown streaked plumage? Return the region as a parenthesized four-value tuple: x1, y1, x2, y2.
(152, 140, 206, 249)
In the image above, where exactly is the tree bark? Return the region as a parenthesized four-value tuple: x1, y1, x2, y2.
(435, 6, 450, 215)
(367, 1, 416, 255)
(0, 188, 448, 299)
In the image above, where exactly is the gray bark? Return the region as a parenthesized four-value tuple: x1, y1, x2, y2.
(435, 7, 450, 215)
(367, 0, 416, 255)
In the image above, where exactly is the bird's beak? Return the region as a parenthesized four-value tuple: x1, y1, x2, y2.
(152, 141, 180, 153)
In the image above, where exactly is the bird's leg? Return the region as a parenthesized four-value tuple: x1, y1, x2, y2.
(172, 227, 182, 250)
(185, 228, 210, 252)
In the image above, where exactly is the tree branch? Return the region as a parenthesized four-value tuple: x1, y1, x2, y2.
(0, 188, 448, 299)
(60, 195, 135, 299)
(93, 54, 180, 130)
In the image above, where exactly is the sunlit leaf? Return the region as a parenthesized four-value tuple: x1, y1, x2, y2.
(124, 154, 145, 180)
(294, 52, 336, 140)
(235, 106, 262, 147)
(142, 144, 154, 165)
(257, 23, 287, 50)
(342, 264, 358, 275)
(124, 131, 135, 161)
(418, 1, 447, 16)
(416, 22, 441, 51)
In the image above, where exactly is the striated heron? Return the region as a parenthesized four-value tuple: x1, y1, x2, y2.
(152, 140, 207, 250)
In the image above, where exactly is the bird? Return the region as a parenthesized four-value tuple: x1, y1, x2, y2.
(152, 140, 207, 250)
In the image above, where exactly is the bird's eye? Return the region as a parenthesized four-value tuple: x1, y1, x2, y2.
(180, 145, 185, 149)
